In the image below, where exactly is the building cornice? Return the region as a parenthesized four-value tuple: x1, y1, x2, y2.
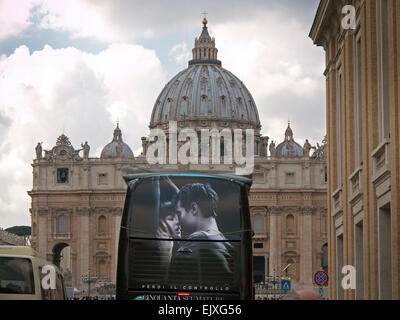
(28, 189, 126, 196)
(309, 0, 343, 50)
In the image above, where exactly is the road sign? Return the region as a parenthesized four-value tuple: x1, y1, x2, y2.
(281, 279, 291, 291)
(314, 270, 329, 286)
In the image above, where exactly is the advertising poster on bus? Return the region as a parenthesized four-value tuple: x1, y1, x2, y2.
(127, 176, 242, 294)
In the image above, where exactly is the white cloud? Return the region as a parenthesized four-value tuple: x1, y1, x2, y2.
(211, 10, 325, 141)
(0, 0, 120, 42)
(0, 0, 319, 44)
(37, 0, 121, 42)
(0, 0, 41, 39)
(0, 0, 200, 43)
(169, 42, 191, 65)
(0, 43, 166, 228)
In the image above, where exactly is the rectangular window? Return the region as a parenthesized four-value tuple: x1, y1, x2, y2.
(57, 168, 69, 184)
(57, 215, 67, 234)
(285, 172, 295, 184)
(254, 243, 263, 249)
(253, 214, 264, 234)
(98, 173, 108, 185)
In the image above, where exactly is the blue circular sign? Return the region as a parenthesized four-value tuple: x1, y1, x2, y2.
(314, 270, 329, 286)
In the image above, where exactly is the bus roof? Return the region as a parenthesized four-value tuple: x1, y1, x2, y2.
(0, 246, 39, 257)
(123, 168, 253, 187)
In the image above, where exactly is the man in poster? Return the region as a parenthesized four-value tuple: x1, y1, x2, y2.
(170, 183, 234, 279)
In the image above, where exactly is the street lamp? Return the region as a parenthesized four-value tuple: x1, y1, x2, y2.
(282, 264, 292, 277)
(81, 268, 98, 299)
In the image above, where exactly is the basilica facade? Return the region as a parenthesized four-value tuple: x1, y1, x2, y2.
(29, 19, 327, 293)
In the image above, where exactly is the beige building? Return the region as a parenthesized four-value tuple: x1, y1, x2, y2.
(250, 125, 327, 289)
(29, 129, 130, 289)
(30, 19, 327, 293)
(310, 0, 400, 299)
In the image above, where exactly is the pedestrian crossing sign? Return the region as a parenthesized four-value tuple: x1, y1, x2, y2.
(281, 279, 291, 291)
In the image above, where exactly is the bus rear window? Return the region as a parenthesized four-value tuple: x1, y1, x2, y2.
(0, 257, 35, 294)
(126, 176, 242, 292)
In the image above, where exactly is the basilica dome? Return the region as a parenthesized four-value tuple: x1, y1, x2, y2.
(275, 123, 304, 158)
(101, 123, 134, 159)
(149, 19, 260, 130)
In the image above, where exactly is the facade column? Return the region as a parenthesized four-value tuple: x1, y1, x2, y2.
(111, 207, 122, 284)
(303, 162, 311, 187)
(268, 206, 282, 275)
(78, 207, 90, 290)
(37, 208, 48, 260)
(302, 206, 314, 288)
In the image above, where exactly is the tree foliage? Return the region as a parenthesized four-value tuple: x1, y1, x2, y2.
(5, 226, 31, 237)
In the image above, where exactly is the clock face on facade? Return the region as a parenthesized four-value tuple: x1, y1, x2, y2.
(57, 148, 70, 160)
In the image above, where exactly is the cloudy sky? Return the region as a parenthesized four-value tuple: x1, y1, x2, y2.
(0, 0, 325, 228)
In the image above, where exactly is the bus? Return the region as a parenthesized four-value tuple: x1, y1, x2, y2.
(0, 246, 65, 300)
(116, 169, 253, 300)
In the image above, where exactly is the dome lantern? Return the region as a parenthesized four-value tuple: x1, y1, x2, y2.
(285, 121, 294, 141)
(189, 17, 221, 67)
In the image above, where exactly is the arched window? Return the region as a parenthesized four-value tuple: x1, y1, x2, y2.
(286, 214, 295, 234)
(57, 215, 67, 234)
(98, 216, 106, 235)
(253, 214, 264, 234)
